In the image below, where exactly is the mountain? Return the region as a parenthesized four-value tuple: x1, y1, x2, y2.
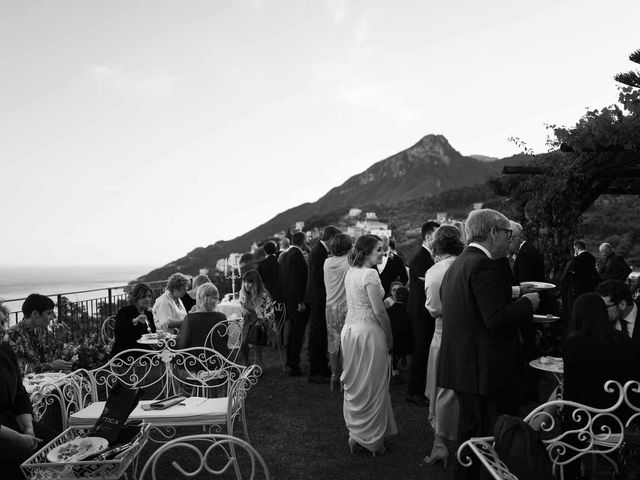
(137, 134, 517, 283)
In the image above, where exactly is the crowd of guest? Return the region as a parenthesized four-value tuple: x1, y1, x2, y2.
(0, 206, 638, 479)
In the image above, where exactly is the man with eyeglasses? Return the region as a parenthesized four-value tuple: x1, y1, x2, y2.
(438, 209, 540, 479)
(596, 280, 640, 352)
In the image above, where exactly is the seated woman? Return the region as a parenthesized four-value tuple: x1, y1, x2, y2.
(152, 273, 189, 333)
(180, 274, 212, 313)
(0, 341, 58, 480)
(239, 270, 274, 370)
(564, 292, 636, 409)
(111, 283, 156, 357)
(176, 283, 229, 356)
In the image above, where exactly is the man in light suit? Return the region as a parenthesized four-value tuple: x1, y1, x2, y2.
(304, 225, 341, 383)
(405, 221, 439, 405)
(438, 209, 539, 479)
(279, 232, 309, 376)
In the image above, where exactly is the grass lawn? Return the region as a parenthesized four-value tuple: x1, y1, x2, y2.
(244, 348, 455, 480)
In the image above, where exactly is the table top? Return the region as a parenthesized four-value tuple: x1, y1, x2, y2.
(529, 357, 563, 374)
(137, 334, 177, 345)
(532, 314, 561, 324)
(69, 397, 229, 426)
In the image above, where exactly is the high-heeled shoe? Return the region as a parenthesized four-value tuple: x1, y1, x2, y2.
(424, 444, 449, 467)
(348, 438, 358, 454)
(371, 445, 386, 457)
(330, 374, 342, 392)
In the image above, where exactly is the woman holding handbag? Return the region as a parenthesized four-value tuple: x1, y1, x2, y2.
(239, 270, 274, 373)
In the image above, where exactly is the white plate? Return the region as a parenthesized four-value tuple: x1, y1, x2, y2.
(533, 314, 561, 323)
(47, 437, 108, 463)
(520, 281, 556, 291)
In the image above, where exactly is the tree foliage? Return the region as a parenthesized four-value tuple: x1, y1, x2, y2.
(490, 48, 640, 280)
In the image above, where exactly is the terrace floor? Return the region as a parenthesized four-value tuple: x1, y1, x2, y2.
(244, 347, 453, 480)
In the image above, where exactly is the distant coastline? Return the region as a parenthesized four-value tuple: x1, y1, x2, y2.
(0, 265, 152, 311)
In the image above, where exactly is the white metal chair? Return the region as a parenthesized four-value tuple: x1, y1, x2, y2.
(101, 315, 116, 345)
(138, 434, 270, 480)
(205, 319, 243, 364)
(457, 380, 629, 479)
(61, 345, 261, 442)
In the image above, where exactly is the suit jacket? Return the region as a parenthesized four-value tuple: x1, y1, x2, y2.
(600, 253, 632, 282)
(304, 242, 329, 308)
(513, 241, 546, 283)
(279, 246, 308, 307)
(438, 246, 534, 397)
(569, 251, 598, 296)
(407, 246, 435, 316)
(257, 255, 279, 300)
(377, 252, 408, 298)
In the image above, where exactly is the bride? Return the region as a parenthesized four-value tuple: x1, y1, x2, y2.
(341, 234, 398, 455)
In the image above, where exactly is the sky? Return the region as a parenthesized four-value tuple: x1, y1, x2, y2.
(1, 0, 638, 267)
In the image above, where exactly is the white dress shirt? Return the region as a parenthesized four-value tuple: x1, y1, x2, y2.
(616, 302, 637, 338)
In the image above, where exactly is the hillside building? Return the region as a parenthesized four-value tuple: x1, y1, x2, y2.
(365, 212, 377, 219)
(348, 208, 362, 217)
(294, 221, 305, 231)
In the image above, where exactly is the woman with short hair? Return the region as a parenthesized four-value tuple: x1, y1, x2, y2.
(112, 283, 156, 357)
(323, 233, 353, 391)
(423, 225, 464, 466)
(342, 234, 397, 456)
(152, 273, 189, 332)
(177, 284, 228, 355)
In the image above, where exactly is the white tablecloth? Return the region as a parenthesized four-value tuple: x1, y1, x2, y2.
(217, 301, 243, 349)
(23, 372, 68, 394)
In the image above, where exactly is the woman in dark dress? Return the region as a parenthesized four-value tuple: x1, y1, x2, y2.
(177, 283, 228, 355)
(0, 342, 58, 480)
(111, 283, 156, 357)
(564, 292, 636, 409)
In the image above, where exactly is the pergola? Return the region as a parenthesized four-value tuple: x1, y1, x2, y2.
(502, 146, 640, 211)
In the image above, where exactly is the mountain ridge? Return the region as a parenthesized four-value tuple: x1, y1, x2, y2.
(137, 134, 520, 283)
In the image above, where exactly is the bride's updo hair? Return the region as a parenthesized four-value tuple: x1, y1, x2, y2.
(348, 234, 381, 267)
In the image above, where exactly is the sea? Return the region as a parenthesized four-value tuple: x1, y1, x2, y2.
(0, 265, 153, 314)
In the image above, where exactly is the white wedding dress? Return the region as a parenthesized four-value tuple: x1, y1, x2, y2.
(341, 267, 398, 452)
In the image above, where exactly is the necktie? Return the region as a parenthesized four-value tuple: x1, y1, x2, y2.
(620, 319, 629, 338)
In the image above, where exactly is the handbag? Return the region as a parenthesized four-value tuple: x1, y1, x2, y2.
(246, 318, 268, 346)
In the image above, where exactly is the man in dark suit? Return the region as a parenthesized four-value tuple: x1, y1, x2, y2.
(257, 241, 279, 300)
(376, 235, 408, 297)
(511, 224, 545, 284)
(509, 221, 546, 402)
(405, 221, 440, 405)
(304, 225, 341, 383)
(279, 232, 309, 376)
(560, 240, 599, 318)
(596, 279, 640, 354)
(598, 243, 632, 282)
(438, 209, 539, 479)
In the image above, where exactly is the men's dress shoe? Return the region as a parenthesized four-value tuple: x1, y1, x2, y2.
(288, 366, 303, 377)
(308, 374, 330, 384)
(405, 393, 429, 406)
